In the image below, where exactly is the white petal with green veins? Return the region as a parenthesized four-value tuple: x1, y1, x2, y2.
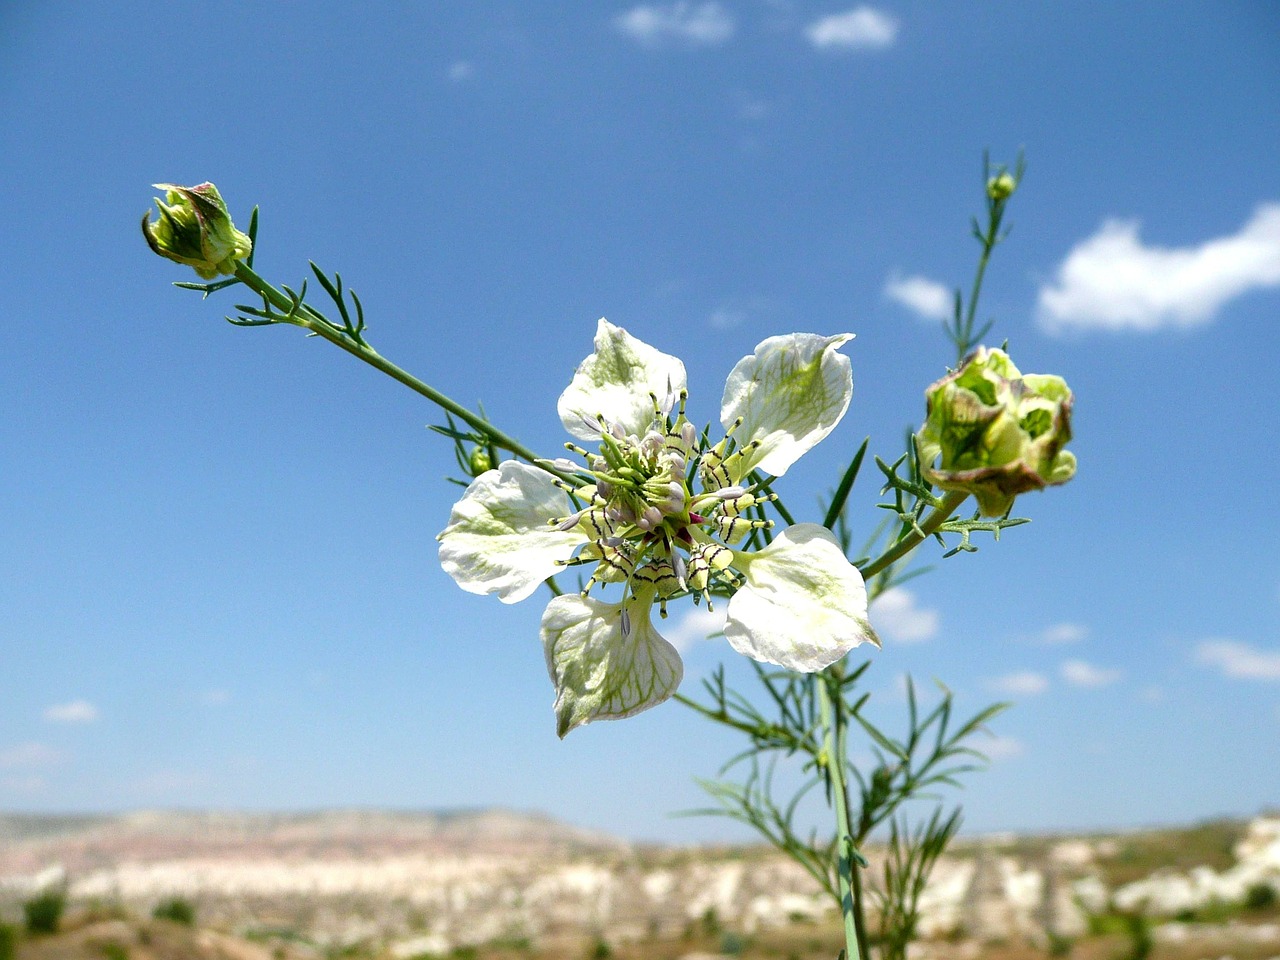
(726, 523, 878, 672)
(558, 319, 688, 441)
(437, 461, 585, 604)
(720, 333, 854, 478)
(541, 589, 683, 737)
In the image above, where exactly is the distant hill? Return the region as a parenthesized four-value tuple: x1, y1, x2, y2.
(0, 808, 626, 875)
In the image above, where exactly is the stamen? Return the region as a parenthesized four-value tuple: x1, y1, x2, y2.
(680, 421, 696, 449)
(542, 457, 581, 472)
(554, 511, 584, 532)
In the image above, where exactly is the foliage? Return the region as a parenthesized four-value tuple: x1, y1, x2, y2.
(0, 923, 15, 960)
(23, 887, 66, 934)
(1244, 881, 1278, 911)
(152, 896, 197, 926)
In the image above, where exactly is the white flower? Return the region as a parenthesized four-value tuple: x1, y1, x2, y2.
(437, 319, 878, 736)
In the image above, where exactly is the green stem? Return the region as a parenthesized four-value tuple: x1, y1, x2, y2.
(232, 263, 548, 469)
(859, 490, 968, 580)
(818, 669, 863, 960)
(960, 223, 998, 358)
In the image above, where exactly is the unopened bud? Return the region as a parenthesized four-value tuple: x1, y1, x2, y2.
(142, 182, 252, 280)
(986, 172, 1017, 201)
(469, 447, 493, 475)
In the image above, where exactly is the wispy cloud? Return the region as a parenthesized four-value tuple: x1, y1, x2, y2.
(1030, 622, 1088, 646)
(806, 6, 899, 51)
(871, 587, 938, 643)
(664, 606, 726, 653)
(0, 742, 64, 770)
(615, 2, 735, 48)
(980, 734, 1024, 761)
(1195, 638, 1280, 680)
(988, 671, 1049, 696)
(200, 689, 231, 706)
(43, 699, 99, 723)
(884, 273, 951, 321)
(1038, 203, 1280, 333)
(708, 295, 776, 330)
(1061, 659, 1122, 688)
(447, 60, 474, 82)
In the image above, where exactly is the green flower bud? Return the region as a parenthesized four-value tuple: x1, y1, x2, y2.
(986, 172, 1017, 201)
(915, 347, 1075, 517)
(468, 446, 493, 476)
(142, 182, 252, 280)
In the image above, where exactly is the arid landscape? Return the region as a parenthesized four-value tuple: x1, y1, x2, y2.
(0, 809, 1277, 960)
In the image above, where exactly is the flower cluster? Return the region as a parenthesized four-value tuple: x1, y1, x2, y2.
(438, 320, 878, 736)
(915, 347, 1076, 517)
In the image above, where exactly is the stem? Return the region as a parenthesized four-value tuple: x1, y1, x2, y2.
(859, 490, 968, 580)
(959, 223, 998, 359)
(232, 263, 548, 469)
(818, 669, 864, 960)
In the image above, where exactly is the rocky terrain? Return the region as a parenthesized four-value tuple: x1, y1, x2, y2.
(0, 809, 1277, 959)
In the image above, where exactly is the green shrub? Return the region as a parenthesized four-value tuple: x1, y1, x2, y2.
(589, 938, 612, 959)
(1046, 931, 1074, 957)
(719, 931, 746, 956)
(0, 923, 16, 960)
(152, 897, 196, 926)
(1245, 882, 1277, 911)
(24, 888, 66, 934)
(1116, 912, 1152, 960)
(102, 943, 130, 960)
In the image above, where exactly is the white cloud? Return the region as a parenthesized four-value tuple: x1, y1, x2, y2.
(871, 587, 939, 643)
(0, 742, 64, 770)
(884, 273, 951, 321)
(1032, 622, 1088, 646)
(447, 60, 474, 82)
(1061, 659, 1122, 688)
(200, 689, 231, 706)
(615, 2, 735, 48)
(1038, 203, 1280, 333)
(1195, 638, 1280, 680)
(709, 307, 745, 329)
(663, 606, 727, 653)
(988, 671, 1049, 696)
(1139, 685, 1166, 703)
(806, 6, 899, 50)
(980, 734, 1024, 761)
(43, 699, 98, 723)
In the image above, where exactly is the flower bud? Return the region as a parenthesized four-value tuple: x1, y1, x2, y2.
(142, 182, 252, 280)
(914, 347, 1075, 517)
(468, 447, 493, 476)
(986, 172, 1017, 201)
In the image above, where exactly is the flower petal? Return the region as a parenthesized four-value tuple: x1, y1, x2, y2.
(437, 461, 585, 604)
(558, 319, 688, 441)
(541, 589, 684, 737)
(720, 333, 854, 478)
(725, 523, 878, 672)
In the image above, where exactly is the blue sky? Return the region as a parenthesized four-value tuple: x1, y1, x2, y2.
(1, 2, 1277, 842)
